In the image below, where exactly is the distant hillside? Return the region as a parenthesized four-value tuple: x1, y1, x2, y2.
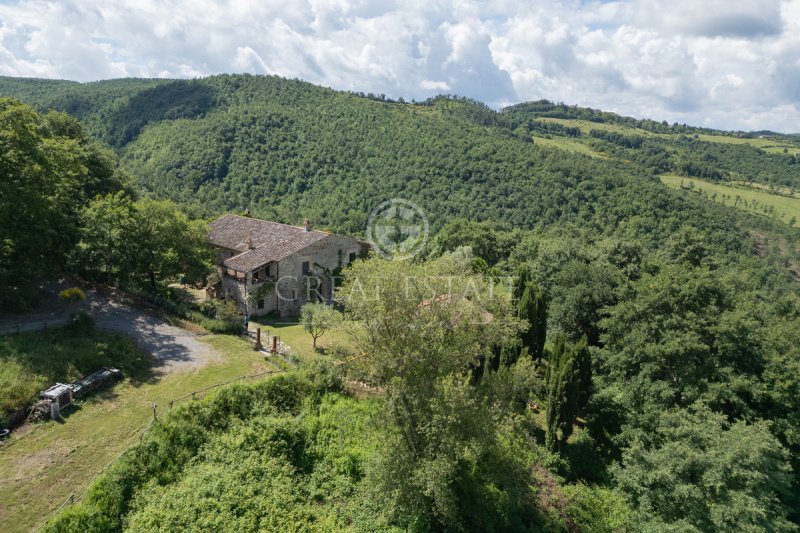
(1, 74, 798, 240)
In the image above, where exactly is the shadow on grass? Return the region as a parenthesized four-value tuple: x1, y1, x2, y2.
(252, 315, 300, 329)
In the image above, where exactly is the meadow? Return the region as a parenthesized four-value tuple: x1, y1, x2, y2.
(531, 135, 606, 158)
(660, 174, 800, 226)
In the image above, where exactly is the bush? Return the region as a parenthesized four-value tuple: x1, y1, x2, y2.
(44, 373, 319, 531)
(66, 311, 95, 336)
(199, 317, 244, 335)
(300, 357, 343, 397)
(58, 287, 87, 303)
(193, 300, 243, 334)
(562, 483, 631, 532)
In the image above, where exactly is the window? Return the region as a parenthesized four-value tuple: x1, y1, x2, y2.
(257, 299, 265, 310)
(252, 270, 260, 282)
(302, 261, 310, 275)
(349, 252, 357, 263)
(290, 289, 297, 300)
(265, 264, 271, 277)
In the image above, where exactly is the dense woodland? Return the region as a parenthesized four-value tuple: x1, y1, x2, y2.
(2, 75, 800, 531)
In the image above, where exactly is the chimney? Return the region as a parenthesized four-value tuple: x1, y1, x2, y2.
(303, 218, 311, 232)
(246, 237, 255, 249)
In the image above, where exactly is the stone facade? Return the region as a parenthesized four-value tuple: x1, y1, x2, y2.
(216, 234, 366, 317)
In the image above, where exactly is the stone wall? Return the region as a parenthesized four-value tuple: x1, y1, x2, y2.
(274, 234, 364, 316)
(215, 235, 365, 317)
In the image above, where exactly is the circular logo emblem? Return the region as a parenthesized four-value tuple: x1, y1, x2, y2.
(366, 199, 429, 259)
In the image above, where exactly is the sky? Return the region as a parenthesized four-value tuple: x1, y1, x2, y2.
(0, 0, 798, 132)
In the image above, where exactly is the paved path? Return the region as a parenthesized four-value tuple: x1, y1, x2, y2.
(0, 286, 220, 374)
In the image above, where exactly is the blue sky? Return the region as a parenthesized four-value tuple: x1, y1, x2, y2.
(1, 0, 798, 132)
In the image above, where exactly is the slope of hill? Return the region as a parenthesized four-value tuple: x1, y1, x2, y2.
(1, 74, 798, 246)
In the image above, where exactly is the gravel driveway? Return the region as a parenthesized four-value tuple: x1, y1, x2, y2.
(0, 285, 220, 374)
(89, 296, 220, 373)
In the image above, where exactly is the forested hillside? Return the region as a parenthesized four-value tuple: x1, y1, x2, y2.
(2, 75, 798, 237)
(0, 97, 210, 309)
(3, 75, 800, 531)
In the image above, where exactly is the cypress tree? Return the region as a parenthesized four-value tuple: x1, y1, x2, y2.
(545, 334, 592, 452)
(519, 284, 547, 360)
(572, 335, 592, 409)
(545, 334, 568, 452)
(513, 265, 532, 301)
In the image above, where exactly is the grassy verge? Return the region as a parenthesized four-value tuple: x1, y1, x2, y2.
(0, 332, 272, 533)
(660, 174, 800, 226)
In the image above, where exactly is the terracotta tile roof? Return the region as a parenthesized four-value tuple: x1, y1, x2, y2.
(209, 214, 332, 272)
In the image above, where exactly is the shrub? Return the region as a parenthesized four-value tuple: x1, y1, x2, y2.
(194, 300, 243, 334)
(200, 317, 244, 335)
(66, 311, 95, 336)
(44, 373, 319, 531)
(254, 373, 310, 415)
(58, 287, 86, 303)
(300, 357, 343, 398)
(562, 483, 631, 532)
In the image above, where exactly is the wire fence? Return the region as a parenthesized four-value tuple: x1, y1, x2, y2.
(167, 368, 282, 410)
(34, 367, 282, 531)
(35, 416, 156, 531)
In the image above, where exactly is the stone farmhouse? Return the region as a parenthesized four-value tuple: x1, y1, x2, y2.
(208, 215, 370, 317)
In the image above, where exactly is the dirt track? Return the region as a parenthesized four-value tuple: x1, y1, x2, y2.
(0, 285, 220, 374)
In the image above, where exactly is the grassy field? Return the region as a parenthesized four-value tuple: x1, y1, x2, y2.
(692, 133, 799, 154)
(532, 135, 606, 158)
(660, 174, 800, 225)
(731, 180, 800, 198)
(536, 118, 800, 155)
(0, 331, 275, 533)
(536, 117, 654, 136)
(0, 323, 149, 427)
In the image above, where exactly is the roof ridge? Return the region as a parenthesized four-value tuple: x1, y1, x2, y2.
(219, 213, 329, 236)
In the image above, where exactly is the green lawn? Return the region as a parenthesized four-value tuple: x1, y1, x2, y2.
(0, 332, 274, 533)
(249, 316, 355, 363)
(660, 174, 800, 226)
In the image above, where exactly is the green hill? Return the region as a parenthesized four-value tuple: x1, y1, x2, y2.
(4, 77, 800, 531)
(1, 75, 797, 240)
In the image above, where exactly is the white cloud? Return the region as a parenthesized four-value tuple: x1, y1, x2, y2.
(0, 0, 797, 131)
(421, 79, 451, 91)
